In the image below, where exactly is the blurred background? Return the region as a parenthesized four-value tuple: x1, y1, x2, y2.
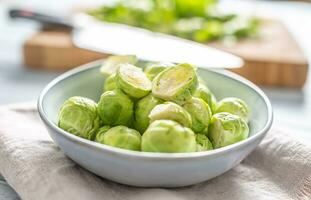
(0, 0, 311, 198)
(0, 0, 310, 141)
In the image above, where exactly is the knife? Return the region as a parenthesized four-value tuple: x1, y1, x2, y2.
(9, 8, 243, 69)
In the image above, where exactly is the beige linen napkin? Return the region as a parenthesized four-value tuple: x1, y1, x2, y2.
(0, 103, 310, 200)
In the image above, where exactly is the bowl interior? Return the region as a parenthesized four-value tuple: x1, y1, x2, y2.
(42, 62, 270, 139)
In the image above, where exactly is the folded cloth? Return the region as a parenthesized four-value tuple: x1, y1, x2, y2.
(0, 103, 310, 200)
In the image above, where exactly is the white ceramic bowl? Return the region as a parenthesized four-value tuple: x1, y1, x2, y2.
(38, 60, 273, 187)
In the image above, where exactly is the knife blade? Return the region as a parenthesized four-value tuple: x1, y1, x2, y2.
(9, 9, 243, 69)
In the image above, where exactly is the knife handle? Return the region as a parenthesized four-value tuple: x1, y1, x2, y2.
(9, 8, 74, 29)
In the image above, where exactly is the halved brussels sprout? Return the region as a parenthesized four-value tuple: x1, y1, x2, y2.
(116, 64, 152, 98)
(100, 55, 137, 77)
(95, 125, 111, 143)
(58, 96, 101, 140)
(193, 83, 217, 113)
(196, 134, 213, 151)
(152, 63, 198, 104)
(134, 94, 164, 133)
(98, 89, 134, 126)
(208, 112, 249, 148)
(103, 73, 117, 92)
(149, 102, 192, 128)
(144, 62, 174, 80)
(182, 97, 212, 133)
(141, 120, 196, 153)
(98, 126, 141, 151)
(215, 97, 250, 122)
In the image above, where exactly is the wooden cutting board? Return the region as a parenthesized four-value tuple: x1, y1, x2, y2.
(23, 20, 308, 88)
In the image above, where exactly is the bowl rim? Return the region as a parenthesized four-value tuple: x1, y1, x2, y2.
(38, 59, 273, 160)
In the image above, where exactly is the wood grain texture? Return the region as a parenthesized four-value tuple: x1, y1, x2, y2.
(24, 30, 107, 70)
(23, 20, 308, 87)
(209, 20, 308, 88)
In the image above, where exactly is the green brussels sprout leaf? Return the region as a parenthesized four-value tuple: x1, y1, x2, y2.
(183, 97, 212, 133)
(152, 63, 198, 104)
(196, 134, 213, 151)
(95, 125, 111, 143)
(58, 96, 101, 140)
(116, 64, 152, 98)
(103, 73, 117, 92)
(215, 97, 250, 122)
(134, 94, 164, 133)
(144, 62, 174, 80)
(98, 126, 141, 151)
(98, 89, 134, 126)
(208, 112, 249, 148)
(142, 120, 196, 153)
(149, 102, 192, 128)
(193, 83, 217, 113)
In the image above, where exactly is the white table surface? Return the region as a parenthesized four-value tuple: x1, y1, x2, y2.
(0, 0, 310, 199)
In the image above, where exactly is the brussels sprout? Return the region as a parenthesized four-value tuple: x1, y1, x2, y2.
(100, 55, 137, 77)
(182, 97, 212, 133)
(215, 97, 250, 122)
(149, 102, 192, 128)
(95, 125, 111, 143)
(134, 94, 164, 133)
(193, 83, 217, 113)
(144, 62, 174, 80)
(208, 112, 249, 148)
(116, 64, 152, 98)
(103, 73, 117, 92)
(196, 134, 213, 151)
(152, 63, 198, 104)
(98, 126, 141, 151)
(142, 120, 196, 153)
(98, 89, 134, 126)
(58, 96, 101, 140)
